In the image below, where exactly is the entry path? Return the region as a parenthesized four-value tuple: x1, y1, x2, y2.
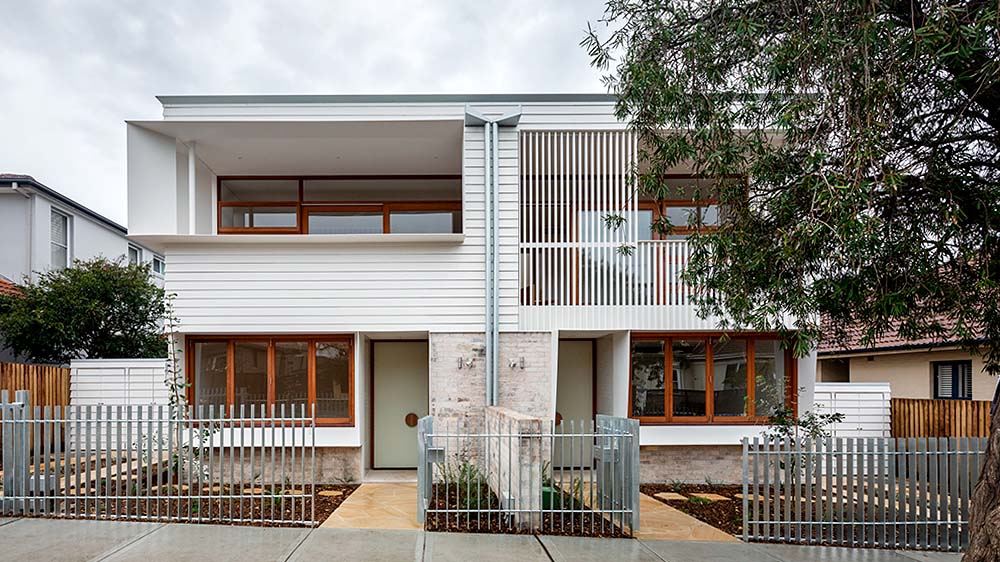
(0, 518, 963, 562)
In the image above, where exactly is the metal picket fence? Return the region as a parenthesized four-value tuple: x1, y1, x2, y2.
(743, 436, 988, 552)
(1, 390, 317, 526)
(417, 409, 639, 537)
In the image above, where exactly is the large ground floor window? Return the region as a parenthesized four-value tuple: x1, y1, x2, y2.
(630, 333, 796, 424)
(187, 336, 354, 426)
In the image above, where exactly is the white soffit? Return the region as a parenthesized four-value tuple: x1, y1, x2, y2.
(128, 120, 464, 176)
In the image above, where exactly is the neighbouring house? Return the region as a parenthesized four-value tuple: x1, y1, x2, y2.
(817, 318, 992, 401)
(0, 174, 164, 285)
(125, 94, 817, 484)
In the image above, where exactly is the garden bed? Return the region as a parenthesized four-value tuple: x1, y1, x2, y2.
(642, 483, 744, 536)
(424, 482, 628, 538)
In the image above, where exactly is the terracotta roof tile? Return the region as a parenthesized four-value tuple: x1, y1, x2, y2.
(0, 277, 19, 297)
(818, 314, 972, 354)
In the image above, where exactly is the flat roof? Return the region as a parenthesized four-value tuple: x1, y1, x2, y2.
(156, 93, 618, 106)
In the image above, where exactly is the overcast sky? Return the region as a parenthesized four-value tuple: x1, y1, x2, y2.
(1, 0, 609, 226)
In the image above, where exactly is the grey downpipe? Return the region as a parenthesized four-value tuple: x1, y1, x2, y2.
(491, 122, 500, 406)
(483, 121, 494, 406)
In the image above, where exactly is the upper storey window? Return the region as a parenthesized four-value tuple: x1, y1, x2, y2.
(217, 176, 462, 235)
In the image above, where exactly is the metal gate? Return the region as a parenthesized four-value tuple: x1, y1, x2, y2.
(416, 408, 639, 536)
(1, 390, 317, 526)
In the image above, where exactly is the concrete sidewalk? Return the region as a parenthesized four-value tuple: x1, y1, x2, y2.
(0, 517, 962, 562)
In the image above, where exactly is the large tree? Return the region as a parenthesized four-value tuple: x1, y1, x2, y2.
(0, 258, 167, 364)
(583, 1, 999, 559)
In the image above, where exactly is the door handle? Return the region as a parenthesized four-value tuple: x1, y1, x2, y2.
(405, 413, 418, 427)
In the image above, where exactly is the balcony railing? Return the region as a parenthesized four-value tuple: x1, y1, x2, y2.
(520, 239, 703, 307)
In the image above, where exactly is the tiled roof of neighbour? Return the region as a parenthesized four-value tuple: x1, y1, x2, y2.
(0, 277, 19, 297)
(818, 314, 975, 355)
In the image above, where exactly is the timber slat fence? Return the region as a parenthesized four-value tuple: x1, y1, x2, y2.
(2, 390, 317, 526)
(892, 398, 991, 438)
(743, 436, 987, 552)
(0, 362, 70, 411)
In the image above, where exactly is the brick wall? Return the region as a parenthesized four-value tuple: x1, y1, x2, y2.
(429, 332, 554, 423)
(485, 406, 544, 528)
(639, 445, 743, 484)
(315, 446, 363, 484)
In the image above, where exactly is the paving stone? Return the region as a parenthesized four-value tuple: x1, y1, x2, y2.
(0, 518, 160, 562)
(424, 532, 549, 562)
(690, 492, 731, 502)
(653, 491, 687, 501)
(734, 493, 767, 502)
(640, 539, 783, 562)
(287, 528, 420, 561)
(318, 489, 343, 497)
(101, 522, 308, 562)
(540, 535, 662, 562)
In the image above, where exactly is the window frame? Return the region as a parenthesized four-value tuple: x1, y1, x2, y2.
(151, 255, 165, 276)
(50, 208, 71, 269)
(187, 335, 355, 426)
(932, 360, 974, 400)
(628, 332, 797, 425)
(217, 175, 462, 235)
(640, 199, 720, 240)
(128, 244, 143, 266)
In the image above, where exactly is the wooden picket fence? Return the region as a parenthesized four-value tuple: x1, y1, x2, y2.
(891, 398, 992, 438)
(0, 362, 71, 452)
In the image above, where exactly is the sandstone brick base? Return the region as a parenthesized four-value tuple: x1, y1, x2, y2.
(640, 445, 743, 484)
(315, 446, 363, 484)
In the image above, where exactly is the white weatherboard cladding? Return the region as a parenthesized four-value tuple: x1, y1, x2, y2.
(813, 382, 891, 438)
(70, 359, 171, 405)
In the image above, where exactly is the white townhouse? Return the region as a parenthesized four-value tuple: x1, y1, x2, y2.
(0, 174, 164, 285)
(126, 94, 817, 483)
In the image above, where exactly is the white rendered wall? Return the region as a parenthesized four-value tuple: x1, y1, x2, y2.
(0, 193, 30, 282)
(127, 124, 178, 235)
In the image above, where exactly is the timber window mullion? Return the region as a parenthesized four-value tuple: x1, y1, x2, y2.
(747, 337, 756, 418)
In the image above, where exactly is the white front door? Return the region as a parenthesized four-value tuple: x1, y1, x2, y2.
(555, 340, 594, 468)
(372, 341, 429, 469)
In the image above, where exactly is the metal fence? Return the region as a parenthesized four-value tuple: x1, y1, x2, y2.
(417, 410, 639, 537)
(1, 390, 316, 526)
(743, 436, 988, 552)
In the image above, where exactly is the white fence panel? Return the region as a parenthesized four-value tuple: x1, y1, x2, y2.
(813, 382, 891, 438)
(70, 359, 171, 406)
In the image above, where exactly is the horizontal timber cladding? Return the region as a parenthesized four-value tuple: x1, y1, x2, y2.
(165, 124, 520, 334)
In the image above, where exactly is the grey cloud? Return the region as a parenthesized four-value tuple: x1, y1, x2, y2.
(0, 0, 608, 225)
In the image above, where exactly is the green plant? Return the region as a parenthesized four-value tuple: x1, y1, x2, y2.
(762, 407, 845, 443)
(703, 476, 716, 489)
(0, 257, 167, 363)
(688, 496, 712, 505)
(668, 479, 684, 493)
(441, 458, 489, 510)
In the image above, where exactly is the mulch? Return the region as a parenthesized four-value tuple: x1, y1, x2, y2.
(424, 482, 628, 538)
(11, 482, 358, 527)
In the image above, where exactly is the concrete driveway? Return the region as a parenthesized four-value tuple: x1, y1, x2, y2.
(0, 518, 962, 562)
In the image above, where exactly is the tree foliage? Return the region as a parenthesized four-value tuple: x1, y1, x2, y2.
(583, 0, 999, 364)
(583, 2, 998, 558)
(0, 258, 167, 364)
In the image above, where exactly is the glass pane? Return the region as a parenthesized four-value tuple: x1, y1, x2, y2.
(308, 211, 383, 234)
(672, 339, 708, 417)
(637, 209, 654, 240)
(234, 341, 268, 415)
(50, 244, 67, 269)
(701, 204, 721, 227)
(193, 342, 227, 409)
(389, 210, 461, 233)
(221, 206, 297, 229)
(754, 339, 787, 417)
(128, 246, 140, 265)
(50, 211, 68, 244)
(316, 342, 351, 419)
(631, 340, 664, 417)
(713, 338, 748, 417)
(220, 179, 298, 202)
(663, 206, 698, 229)
(303, 178, 461, 202)
(274, 342, 309, 415)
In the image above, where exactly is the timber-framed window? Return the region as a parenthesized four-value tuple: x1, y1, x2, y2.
(188, 336, 354, 426)
(629, 333, 796, 424)
(217, 176, 462, 235)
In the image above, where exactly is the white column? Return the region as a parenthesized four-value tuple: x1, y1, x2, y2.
(188, 141, 197, 234)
